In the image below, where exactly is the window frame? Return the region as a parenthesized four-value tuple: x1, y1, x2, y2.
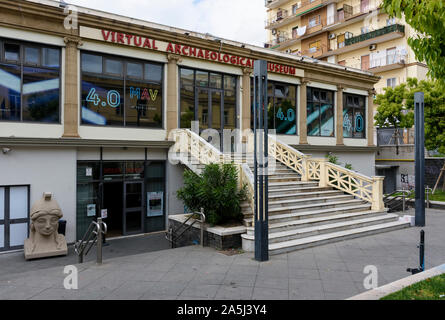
(80, 50, 165, 129)
(307, 86, 335, 137)
(343, 93, 366, 139)
(0, 38, 62, 124)
(178, 66, 238, 129)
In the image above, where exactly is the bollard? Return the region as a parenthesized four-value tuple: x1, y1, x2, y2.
(407, 230, 425, 275)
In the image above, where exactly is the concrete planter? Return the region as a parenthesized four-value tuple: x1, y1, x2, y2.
(168, 215, 246, 250)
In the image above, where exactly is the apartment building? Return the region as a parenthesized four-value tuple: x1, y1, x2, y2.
(264, 0, 428, 93)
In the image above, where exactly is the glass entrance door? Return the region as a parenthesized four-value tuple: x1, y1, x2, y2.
(123, 181, 144, 235)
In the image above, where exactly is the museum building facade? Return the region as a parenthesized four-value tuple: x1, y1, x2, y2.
(0, 0, 379, 252)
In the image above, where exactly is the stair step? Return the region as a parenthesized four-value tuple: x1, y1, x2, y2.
(267, 194, 354, 209)
(268, 186, 334, 194)
(269, 181, 319, 189)
(247, 210, 389, 234)
(268, 199, 367, 214)
(268, 190, 344, 201)
(243, 203, 372, 226)
(266, 220, 410, 255)
(243, 214, 399, 244)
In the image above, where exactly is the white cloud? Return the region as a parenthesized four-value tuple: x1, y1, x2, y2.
(66, 0, 266, 46)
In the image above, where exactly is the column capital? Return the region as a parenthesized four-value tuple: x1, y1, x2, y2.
(337, 84, 344, 91)
(242, 67, 253, 76)
(300, 77, 310, 85)
(368, 88, 376, 96)
(63, 36, 83, 48)
(167, 54, 182, 63)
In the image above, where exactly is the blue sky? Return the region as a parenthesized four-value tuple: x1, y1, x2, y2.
(66, 0, 266, 46)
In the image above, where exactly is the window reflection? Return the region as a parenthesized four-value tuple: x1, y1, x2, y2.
(307, 87, 334, 137)
(343, 93, 366, 138)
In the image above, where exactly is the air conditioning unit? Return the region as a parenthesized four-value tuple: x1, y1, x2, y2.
(285, 49, 292, 53)
(328, 33, 336, 40)
(272, 29, 277, 35)
(369, 44, 377, 51)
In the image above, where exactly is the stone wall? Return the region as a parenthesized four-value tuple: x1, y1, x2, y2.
(426, 158, 445, 189)
(169, 219, 242, 250)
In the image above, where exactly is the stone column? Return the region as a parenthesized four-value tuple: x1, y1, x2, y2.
(62, 37, 82, 138)
(167, 54, 181, 135)
(241, 68, 252, 133)
(367, 89, 376, 146)
(299, 79, 309, 144)
(336, 85, 344, 145)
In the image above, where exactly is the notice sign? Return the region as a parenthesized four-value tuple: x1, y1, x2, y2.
(87, 204, 96, 217)
(86, 167, 92, 177)
(101, 209, 108, 219)
(147, 192, 163, 217)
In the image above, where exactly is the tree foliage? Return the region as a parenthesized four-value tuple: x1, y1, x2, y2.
(177, 163, 247, 226)
(374, 78, 445, 153)
(381, 0, 445, 84)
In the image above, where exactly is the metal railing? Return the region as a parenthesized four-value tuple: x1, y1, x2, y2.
(74, 217, 107, 264)
(166, 208, 206, 248)
(383, 189, 414, 212)
(345, 24, 405, 46)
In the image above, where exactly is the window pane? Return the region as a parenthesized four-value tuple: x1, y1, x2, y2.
(42, 48, 60, 68)
(145, 63, 162, 83)
(125, 161, 145, 180)
(224, 76, 236, 91)
(127, 62, 143, 78)
(196, 70, 208, 86)
(102, 162, 124, 181)
(180, 68, 194, 87)
(267, 96, 274, 130)
(343, 106, 353, 138)
(307, 103, 320, 136)
(105, 59, 123, 76)
(9, 186, 28, 219)
(320, 103, 334, 136)
(276, 98, 296, 135)
(0, 63, 21, 121)
(25, 47, 40, 65)
(209, 73, 222, 88)
(0, 187, 4, 220)
(81, 75, 124, 126)
(353, 108, 365, 138)
(77, 161, 101, 183)
(4, 43, 20, 62)
(125, 81, 162, 127)
(22, 67, 60, 123)
(0, 225, 4, 249)
(224, 90, 236, 129)
(180, 85, 194, 128)
(82, 53, 102, 73)
(10, 223, 28, 247)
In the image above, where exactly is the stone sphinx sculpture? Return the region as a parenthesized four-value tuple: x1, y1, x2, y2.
(24, 192, 68, 260)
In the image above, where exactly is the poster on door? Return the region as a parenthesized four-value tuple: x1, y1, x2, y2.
(147, 192, 163, 217)
(401, 174, 415, 190)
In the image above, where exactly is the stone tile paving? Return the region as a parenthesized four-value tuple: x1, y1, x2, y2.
(0, 209, 444, 300)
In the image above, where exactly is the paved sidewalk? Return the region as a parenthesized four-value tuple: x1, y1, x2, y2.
(0, 209, 444, 300)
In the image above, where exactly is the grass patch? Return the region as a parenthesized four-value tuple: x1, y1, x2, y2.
(389, 190, 445, 202)
(381, 274, 445, 300)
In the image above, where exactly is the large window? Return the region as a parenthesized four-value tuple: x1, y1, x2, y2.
(81, 52, 163, 128)
(343, 93, 366, 138)
(0, 39, 60, 123)
(307, 87, 335, 137)
(251, 80, 298, 135)
(179, 67, 237, 130)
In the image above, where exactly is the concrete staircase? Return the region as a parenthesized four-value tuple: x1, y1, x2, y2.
(171, 129, 410, 255)
(240, 161, 410, 255)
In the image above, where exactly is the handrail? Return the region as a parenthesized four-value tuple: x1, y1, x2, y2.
(74, 217, 107, 264)
(166, 208, 206, 248)
(384, 189, 413, 212)
(267, 135, 385, 211)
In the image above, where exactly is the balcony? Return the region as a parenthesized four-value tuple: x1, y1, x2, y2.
(265, 0, 290, 9)
(346, 53, 408, 72)
(345, 24, 405, 46)
(264, 33, 290, 49)
(319, 23, 405, 58)
(265, 9, 289, 28)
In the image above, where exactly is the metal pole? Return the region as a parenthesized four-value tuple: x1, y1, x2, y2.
(97, 217, 103, 265)
(402, 188, 406, 212)
(200, 207, 204, 247)
(253, 60, 269, 262)
(419, 230, 425, 272)
(414, 92, 425, 226)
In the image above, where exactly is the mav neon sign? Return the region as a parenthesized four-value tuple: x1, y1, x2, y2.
(129, 87, 158, 101)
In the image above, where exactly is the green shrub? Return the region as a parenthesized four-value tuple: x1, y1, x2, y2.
(177, 163, 247, 226)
